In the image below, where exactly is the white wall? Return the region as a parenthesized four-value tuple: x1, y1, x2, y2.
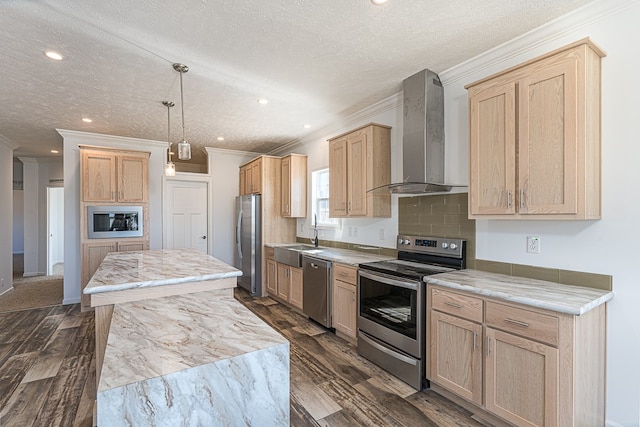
(275, 94, 404, 249)
(20, 157, 39, 276)
(437, 1, 639, 425)
(0, 140, 14, 294)
(12, 190, 24, 254)
(206, 147, 252, 265)
(60, 130, 167, 304)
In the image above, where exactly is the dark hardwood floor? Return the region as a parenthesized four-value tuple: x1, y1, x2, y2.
(0, 289, 485, 426)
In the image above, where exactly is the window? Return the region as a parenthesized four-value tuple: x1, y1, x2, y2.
(312, 168, 339, 228)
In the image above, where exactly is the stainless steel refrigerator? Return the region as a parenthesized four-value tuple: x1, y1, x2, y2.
(234, 194, 262, 296)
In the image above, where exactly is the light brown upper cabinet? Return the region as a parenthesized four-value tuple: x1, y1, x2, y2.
(281, 154, 307, 217)
(239, 157, 263, 195)
(328, 123, 391, 218)
(81, 147, 149, 203)
(466, 38, 605, 220)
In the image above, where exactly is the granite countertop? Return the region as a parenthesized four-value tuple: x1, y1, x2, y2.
(426, 269, 614, 316)
(84, 249, 241, 294)
(265, 243, 394, 266)
(99, 289, 288, 393)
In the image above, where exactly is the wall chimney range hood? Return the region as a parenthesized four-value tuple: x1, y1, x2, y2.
(369, 69, 466, 194)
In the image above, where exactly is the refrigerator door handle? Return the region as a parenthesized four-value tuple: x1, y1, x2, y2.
(236, 208, 243, 259)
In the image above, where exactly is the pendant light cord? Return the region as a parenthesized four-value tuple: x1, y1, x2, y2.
(179, 70, 186, 141)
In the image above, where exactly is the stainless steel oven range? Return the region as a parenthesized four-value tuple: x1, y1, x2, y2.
(357, 234, 466, 390)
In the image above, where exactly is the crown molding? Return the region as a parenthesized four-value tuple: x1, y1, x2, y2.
(57, 129, 167, 150)
(269, 92, 403, 156)
(0, 133, 20, 150)
(439, 0, 637, 86)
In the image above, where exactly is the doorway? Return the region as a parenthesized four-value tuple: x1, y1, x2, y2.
(47, 186, 64, 276)
(165, 180, 209, 253)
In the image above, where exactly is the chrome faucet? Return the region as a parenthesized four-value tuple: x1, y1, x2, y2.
(311, 214, 319, 248)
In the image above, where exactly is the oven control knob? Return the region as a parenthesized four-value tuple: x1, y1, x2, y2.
(402, 239, 410, 245)
(441, 242, 449, 249)
(449, 243, 458, 250)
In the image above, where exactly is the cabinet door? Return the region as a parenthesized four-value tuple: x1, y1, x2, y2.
(469, 81, 517, 216)
(281, 157, 291, 216)
(81, 242, 117, 309)
(266, 259, 278, 295)
(333, 279, 356, 339)
(288, 267, 303, 309)
(117, 241, 147, 252)
(485, 327, 558, 427)
(118, 154, 148, 202)
(430, 311, 483, 405)
(82, 151, 117, 202)
(346, 133, 367, 216)
(250, 158, 262, 194)
(239, 167, 246, 195)
(518, 60, 578, 215)
(329, 139, 348, 217)
(276, 263, 290, 300)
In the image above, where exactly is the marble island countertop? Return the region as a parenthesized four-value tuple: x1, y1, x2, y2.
(99, 289, 288, 392)
(98, 289, 290, 425)
(426, 269, 614, 315)
(84, 248, 241, 295)
(266, 243, 394, 266)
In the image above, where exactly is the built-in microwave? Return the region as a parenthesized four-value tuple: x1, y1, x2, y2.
(87, 205, 143, 239)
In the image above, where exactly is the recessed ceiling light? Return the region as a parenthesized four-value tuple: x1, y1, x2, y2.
(82, 117, 93, 123)
(45, 51, 63, 61)
(303, 124, 311, 129)
(371, 0, 388, 4)
(257, 98, 269, 105)
(217, 136, 224, 141)
(51, 150, 59, 154)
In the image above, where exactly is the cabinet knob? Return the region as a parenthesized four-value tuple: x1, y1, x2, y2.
(201, 235, 207, 240)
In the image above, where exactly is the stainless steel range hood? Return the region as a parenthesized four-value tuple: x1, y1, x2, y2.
(369, 69, 465, 194)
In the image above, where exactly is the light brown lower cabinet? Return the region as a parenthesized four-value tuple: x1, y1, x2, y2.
(81, 239, 148, 311)
(332, 263, 358, 341)
(266, 258, 277, 295)
(427, 285, 606, 427)
(269, 258, 303, 311)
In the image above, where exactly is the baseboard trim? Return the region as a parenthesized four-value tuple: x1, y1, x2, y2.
(23, 272, 46, 278)
(0, 286, 14, 297)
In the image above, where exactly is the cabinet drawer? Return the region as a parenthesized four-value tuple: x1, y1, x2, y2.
(485, 301, 559, 346)
(334, 264, 357, 285)
(265, 246, 275, 259)
(431, 287, 483, 323)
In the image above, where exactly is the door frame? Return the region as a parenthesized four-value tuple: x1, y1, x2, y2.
(46, 186, 64, 276)
(162, 174, 212, 254)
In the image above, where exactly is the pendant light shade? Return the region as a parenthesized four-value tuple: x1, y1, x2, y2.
(162, 100, 176, 176)
(173, 63, 191, 161)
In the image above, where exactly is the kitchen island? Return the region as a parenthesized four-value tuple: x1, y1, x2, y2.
(84, 249, 289, 426)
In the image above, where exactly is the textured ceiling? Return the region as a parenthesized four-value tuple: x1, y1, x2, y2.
(1, 0, 594, 165)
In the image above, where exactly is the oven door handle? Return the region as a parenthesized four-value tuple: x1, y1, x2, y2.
(358, 271, 420, 291)
(358, 331, 418, 366)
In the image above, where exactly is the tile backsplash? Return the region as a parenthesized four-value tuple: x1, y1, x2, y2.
(398, 192, 476, 268)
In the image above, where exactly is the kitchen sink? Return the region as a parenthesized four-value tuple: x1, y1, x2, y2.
(274, 244, 321, 267)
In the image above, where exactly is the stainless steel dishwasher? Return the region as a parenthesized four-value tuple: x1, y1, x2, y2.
(302, 255, 332, 328)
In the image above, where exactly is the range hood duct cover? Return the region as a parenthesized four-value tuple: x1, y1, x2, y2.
(369, 69, 465, 194)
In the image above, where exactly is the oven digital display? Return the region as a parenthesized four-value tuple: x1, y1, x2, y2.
(415, 239, 437, 248)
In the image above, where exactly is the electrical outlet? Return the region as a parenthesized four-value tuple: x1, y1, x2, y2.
(348, 227, 353, 237)
(353, 227, 359, 237)
(527, 236, 541, 254)
(379, 228, 385, 240)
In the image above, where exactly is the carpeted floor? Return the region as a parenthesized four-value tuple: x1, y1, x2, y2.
(0, 276, 64, 313)
(1, 254, 64, 313)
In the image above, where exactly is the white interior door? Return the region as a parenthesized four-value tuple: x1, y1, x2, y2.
(47, 187, 64, 275)
(165, 180, 209, 253)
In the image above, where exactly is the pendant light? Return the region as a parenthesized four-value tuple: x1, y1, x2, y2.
(162, 100, 176, 176)
(173, 63, 191, 160)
